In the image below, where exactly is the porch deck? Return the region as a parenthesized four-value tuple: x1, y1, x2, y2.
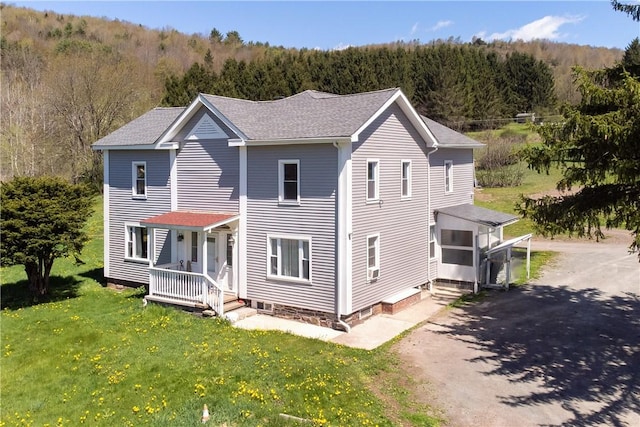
(147, 263, 228, 315)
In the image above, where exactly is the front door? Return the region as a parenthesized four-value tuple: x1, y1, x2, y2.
(206, 235, 217, 278)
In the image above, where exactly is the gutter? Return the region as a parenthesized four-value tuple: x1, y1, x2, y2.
(333, 141, 351, 333)
(426, 143, 439, 294)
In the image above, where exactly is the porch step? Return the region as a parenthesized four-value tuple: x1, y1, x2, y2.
(144, 295, 207, 310)
(432, 286, 472, 303)
(224, 307, 258, 323)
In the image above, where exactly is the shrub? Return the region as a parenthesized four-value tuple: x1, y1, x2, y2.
(476, 138, 520, 170)
(476, 164, 524, 187)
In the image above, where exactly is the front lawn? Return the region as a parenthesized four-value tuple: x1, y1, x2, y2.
(1, 197, 438, 426)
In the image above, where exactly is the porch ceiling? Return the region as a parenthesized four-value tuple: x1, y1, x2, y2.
(140, 211, 239, 231)
(436, 204, 519, 228)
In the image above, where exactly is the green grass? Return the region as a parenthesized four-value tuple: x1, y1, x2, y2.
(1, 197, 439, 426)
(514, 250, 558, 286)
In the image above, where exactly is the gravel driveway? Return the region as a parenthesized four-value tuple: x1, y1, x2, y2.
(396, 233, 640, 426)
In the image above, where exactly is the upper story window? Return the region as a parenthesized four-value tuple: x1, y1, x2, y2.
(401, 160, 411, 199)
(444, 160, 453, 193)
(268, 235, 311, 283)
(367, 233, 380, 281)
(367, 159, 379, 201)
(278, 160, 300, 204)
(125, 224, 148, 261)
(132, 161, 147, 199)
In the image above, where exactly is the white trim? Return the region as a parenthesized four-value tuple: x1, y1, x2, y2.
(103, 151, 110, 277)
(169, 149, 178, 262)
(400, 159, 412, 199)
(92, 142, 179, 151)
(335, 141, 353, 315)
(444, 160, 454, 193)
(266, 233, 312, 284)
(278, 159, 301, 205)
(231, 137, 351, 147)
(124, 222, 149, 263)
(131, 161, 147, 199)
(238, 146, 248, 298)
(366, 159, 380, 202)
(366, 233, 380, 282)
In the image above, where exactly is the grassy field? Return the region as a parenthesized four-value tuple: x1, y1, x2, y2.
(1, 197, 438, 427)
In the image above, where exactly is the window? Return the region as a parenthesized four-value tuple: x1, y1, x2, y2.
(444, 160, 453, 193)
(279, 160, 300, 204)
(132, 162, 147, 198)
(367, 234, 380, 281)
(226, 234, 233, 266)
(367, 160, 379, 201)
(191, 232, 198, 262)
(268, 235, 311, 282)
(126, 225, 148, 261)
(441, 229, 474, 266)
(430, 225, 437, 259)
(401, 160, 411, 198)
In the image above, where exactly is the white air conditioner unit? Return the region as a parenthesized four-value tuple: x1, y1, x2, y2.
(368, 267, 380, 281)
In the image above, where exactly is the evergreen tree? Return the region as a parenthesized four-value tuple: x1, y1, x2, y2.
(519, 41, 640, 256)
(0, 176, 94, 300)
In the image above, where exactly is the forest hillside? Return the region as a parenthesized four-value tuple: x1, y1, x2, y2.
(1, 4, 624, 184)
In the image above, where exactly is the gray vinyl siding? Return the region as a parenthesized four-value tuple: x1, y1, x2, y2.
(246, 144, 337, 313)
(429, 148, 476, 222)
(175, 108, 239, 212)
(429, 148, 476, 280)
(108, 150, 172, 284)
(351, 104, 430, 311)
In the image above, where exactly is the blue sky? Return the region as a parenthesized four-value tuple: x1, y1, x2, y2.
(13, 1, 640, 50)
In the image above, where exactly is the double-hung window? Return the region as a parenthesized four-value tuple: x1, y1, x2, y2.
(401, 160, 411, 199)
(278, 160, 300, 204)
(441, 229, 473, 266)
(367, 234, 380, 281)
(429, 225, 437, 259)
(132, 161, 147, 199)
(367, 160, 379, 201)
(444, 160, 453, 193)
(268, 235, 310, 282)
(125, 224, 148, 261)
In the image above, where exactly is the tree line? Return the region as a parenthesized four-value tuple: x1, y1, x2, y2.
(162, 44, 556, 130)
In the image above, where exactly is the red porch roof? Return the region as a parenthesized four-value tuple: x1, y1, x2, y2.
(140, 211, 239, 231)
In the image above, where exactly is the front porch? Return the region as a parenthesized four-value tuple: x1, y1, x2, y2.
(141, 211, 242, 317)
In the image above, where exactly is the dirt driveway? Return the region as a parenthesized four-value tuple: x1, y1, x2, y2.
(395, 233, 640, 426)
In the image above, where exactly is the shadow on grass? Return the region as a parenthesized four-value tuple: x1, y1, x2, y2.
(1, 275, 82, 310)
(79, 267, 105, 286)
(433, 285, 640, 426)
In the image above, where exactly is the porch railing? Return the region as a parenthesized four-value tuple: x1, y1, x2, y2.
(149, 265, 224, 316)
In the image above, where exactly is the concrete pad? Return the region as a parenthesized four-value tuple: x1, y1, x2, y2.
(234, 314, 343, 341)
(233, 293, 451, 350)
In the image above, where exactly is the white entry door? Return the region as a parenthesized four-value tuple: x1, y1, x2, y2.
(206, 235, 217, 278)
(221, 233, 234, 292)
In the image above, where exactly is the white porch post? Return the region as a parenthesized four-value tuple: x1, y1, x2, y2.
(201, 231, 208, 305)
(526, 237, 531, 279)
(148, 227, 156, 295)
(505, 247, 511, 291)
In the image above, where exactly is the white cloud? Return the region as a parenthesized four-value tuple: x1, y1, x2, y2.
(332, 42, 353, 51)
(411, 22, 419, 35)
(430, 20, 453, 32)
(485, 15, 584, 42)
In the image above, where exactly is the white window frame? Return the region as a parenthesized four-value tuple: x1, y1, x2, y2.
(401, 160, 412, 199)
(124, 223, 148, 263)
(440, 229, 474, 266)
(366, 159, 380, 202)
(366, 233, 380, 282)
(266, 234, 311, 284)
(429, 224, 437, 259)
(132, 161, 147, 199)
(278, 159, 300, 205)
(444, 160, 453, 193)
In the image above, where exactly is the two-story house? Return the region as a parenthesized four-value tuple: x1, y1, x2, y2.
(92, 88, 520, 330)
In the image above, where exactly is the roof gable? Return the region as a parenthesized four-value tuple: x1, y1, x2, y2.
(186, 114, 229, 140)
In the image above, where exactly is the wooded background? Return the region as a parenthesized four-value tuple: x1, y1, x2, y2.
(1, 4, 623, 186)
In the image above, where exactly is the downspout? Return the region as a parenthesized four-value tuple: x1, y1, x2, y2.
(333, 141, 351, 333)
(426, 144, 438, 293)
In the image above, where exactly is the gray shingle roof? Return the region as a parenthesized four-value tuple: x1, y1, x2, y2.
(436, 204, 519, 227)
(202, 88, 399, 140)
(421, 116, 484, 148)
(93, 107, 184, 147)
